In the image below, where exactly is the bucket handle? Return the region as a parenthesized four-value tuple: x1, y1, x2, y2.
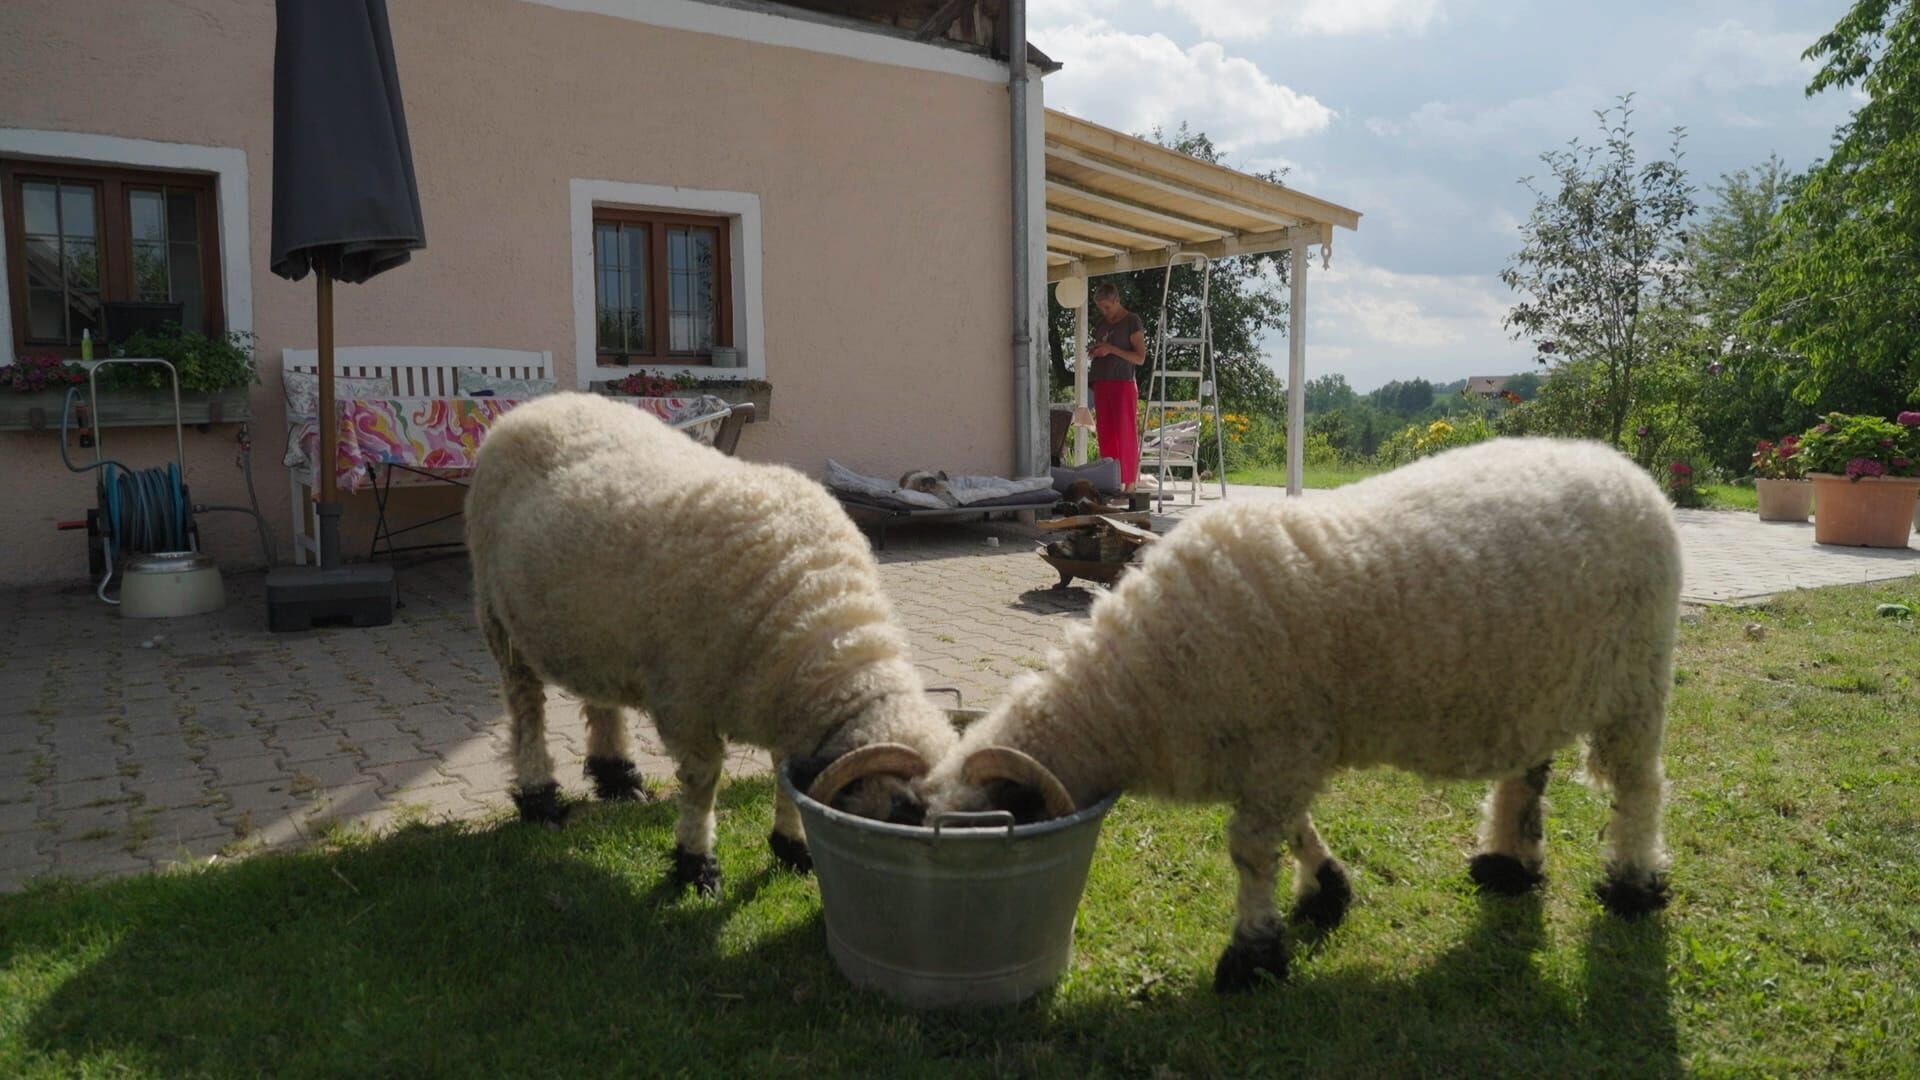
(924, 686, 964, 706)
(929, 810, 1016, 839)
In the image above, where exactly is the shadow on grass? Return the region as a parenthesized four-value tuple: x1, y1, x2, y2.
(0, 781, 1678, 1076)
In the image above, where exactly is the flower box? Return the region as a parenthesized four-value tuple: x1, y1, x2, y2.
(1754, 478, 1813, 523)
(0, 386, 252, 432)
(1808, 473, 1920, 548)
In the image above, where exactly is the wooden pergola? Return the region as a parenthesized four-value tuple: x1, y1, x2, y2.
(1043, 110, 1361, 495)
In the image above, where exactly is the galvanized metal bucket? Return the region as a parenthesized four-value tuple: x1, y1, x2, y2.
(779, 756, 1119, 1009)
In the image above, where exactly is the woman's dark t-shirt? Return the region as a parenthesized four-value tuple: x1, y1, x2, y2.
(1090, 312, 1145, 383)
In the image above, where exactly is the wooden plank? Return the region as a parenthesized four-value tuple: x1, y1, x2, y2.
(1046, 177, 1230, 237)
(1046, 205, 1187, 248)
(1048, 143, 1297, 227)
(1046, 110, 1363, 232)
(1044, 229, 1125, 257)
(1097, 516, 1158, 545)
(1049, 223, 1327, 281)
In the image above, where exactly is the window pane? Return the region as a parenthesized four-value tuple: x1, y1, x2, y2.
(621, 225, 648, 349)
(593, 221, 649, 353)
(130, 190, 167, 243)
(23, 182, 57, 235)
(60, 185, 96, 238)
(169, 243, 204, 332)
(666, 226, 716, 353)
(66, 239, 99, 291)
(25, 237, 62, 289)
(134, 244, 170, 301)
(28, 287, 64, 341)
(71, 290, 100, 341)
(167, 190, 197, 241)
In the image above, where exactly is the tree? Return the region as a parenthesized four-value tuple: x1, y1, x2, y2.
(1504, 372, 1543, 401)
(1500, 96, 1695, 446)
(1047, 124, 1290, 415)
(1748, 0, 1920, 406)
(1367, 378, 1434, 417)
(1304, 373, 1355, 413)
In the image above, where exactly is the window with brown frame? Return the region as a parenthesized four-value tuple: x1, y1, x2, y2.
(1, 159, 224, 356)
(593, 206, 733, 363)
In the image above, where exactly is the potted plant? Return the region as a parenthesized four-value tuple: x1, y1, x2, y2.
(1665, 461, 1704, 508)
(1797, 411, 1920, 548)
(1750, 435, 1813, 522)
(0, 354, 92, 430)
(103, 326, 259, 426)
(594, 368, 773, 418)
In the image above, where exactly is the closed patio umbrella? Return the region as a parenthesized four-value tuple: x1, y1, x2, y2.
(264, 0, 425, 631)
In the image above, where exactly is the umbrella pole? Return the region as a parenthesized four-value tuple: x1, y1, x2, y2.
(315, 263, 343, 570)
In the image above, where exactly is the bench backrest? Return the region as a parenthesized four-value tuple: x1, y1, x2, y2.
(281, 346, 552, 398)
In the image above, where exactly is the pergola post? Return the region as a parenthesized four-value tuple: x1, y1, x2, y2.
(1286, 234, 1308, 497)
(1073, 293, 1089, 463)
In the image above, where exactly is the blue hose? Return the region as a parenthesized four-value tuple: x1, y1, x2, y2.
(61, 388, 191, 601)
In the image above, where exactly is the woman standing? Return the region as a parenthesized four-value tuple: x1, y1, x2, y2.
(1088, 282, 1149, 489)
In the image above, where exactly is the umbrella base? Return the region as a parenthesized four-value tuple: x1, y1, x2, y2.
(265, 563, 396, 632)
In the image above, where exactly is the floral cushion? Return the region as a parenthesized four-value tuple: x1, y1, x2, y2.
(282, 370, 392, 420)
(455, 368, 556, 399)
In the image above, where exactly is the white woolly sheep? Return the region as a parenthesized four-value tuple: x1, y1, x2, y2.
(465, 393, 957, 895)
(917, 437, 1682, 991)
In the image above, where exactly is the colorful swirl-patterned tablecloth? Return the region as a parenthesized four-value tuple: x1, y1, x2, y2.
(291, 395, 727, 491)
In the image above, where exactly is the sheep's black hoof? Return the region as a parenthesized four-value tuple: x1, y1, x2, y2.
(1470, 852, 1545, 896)
(512, 782, 568, 827)
(1594, 872, 1669, 919)
(584, 755, 648, 802)
(768, 831, 813, 875)
(671, 844, 723, 898)
(1212, 927, 1289, 993)
(1291, 859, 1353, 931)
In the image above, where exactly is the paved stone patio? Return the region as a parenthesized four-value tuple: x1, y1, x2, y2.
(2, 496, 1914, 891)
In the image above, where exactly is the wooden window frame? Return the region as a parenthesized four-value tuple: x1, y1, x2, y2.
(592, 206, 733, 364)
(1, 157, 224, 358)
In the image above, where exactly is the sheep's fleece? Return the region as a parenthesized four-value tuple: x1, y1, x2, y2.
(466, 393, 954, 884)
(921, 436, 1682, 988)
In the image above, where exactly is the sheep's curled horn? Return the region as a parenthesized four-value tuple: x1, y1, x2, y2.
(807, 743, 930, 806)
(963, 747, 1077, 819)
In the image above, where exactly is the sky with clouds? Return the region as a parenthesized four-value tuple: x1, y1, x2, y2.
(1030, 0, 1861, 392)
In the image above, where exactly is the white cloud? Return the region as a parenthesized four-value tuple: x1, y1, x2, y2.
(1146, 0, 1443, 40)
(1684, 20, 1815, 94)
(1034, 20, 1334, 150)
(1262, 255, 1532, 390)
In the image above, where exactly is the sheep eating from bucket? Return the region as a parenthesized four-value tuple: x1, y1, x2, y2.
(915, 437, 1683, 991)
(465, 392, 957, 896)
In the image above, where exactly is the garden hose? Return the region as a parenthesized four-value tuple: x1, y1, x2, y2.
(192, 423, 278, 570)
(60, 387, 193, 604)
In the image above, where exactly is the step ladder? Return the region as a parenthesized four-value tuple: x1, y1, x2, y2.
(1143, 252, 1228, 513)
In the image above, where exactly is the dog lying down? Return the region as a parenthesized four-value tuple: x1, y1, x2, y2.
(899, 469, 961, 507)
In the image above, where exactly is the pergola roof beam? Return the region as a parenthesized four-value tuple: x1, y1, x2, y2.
(1045, 177, 1232, 237)
(1046, 206, 1188, 248)
(1046, 143, 1299, 228)
(1046, 223, 1327, 282)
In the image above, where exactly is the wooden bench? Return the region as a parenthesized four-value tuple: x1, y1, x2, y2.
(283, 346, 552, 565)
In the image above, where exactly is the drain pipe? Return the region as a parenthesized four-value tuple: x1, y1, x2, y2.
(1008, 0, 1035, 474)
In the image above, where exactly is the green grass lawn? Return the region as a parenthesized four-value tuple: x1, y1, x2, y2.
(4, 583, 1918, 1076)
(1699, 483, 1760, 512)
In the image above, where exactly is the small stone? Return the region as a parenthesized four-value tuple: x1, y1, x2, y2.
(1744, 623, 1767, 641)
(1876, 603, 1912, 619)
(140, 640, 155, 649)
(1679, 611, 1703, 625)
(985, 536, 1000, 547)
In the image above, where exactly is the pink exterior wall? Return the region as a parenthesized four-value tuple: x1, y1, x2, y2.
(0, 0, 1016, 587)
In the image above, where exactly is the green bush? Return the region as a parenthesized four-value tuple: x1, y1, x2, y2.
(107, 327, 257, 393)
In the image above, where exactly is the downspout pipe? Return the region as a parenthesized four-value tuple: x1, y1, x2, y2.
(1009, 0, 1034, 474)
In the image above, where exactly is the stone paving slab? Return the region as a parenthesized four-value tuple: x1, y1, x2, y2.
(1, 492, 1914, 893)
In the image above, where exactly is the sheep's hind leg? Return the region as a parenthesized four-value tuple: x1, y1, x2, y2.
(1587, 717, 1670, 918)
(1213, 808, 1293, 992)
(484, 612, 566, 826)
(1286, 814, 1352, 931)
(1470, 762, 1551, 896)
(582, 702, 648, 802)
(767, 753, 812, 874)
(662, 732, 725, 898)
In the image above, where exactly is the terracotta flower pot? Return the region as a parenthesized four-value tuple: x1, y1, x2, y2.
(1808, 473, 1920, 548)
(1754, 478, 1813, 522)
